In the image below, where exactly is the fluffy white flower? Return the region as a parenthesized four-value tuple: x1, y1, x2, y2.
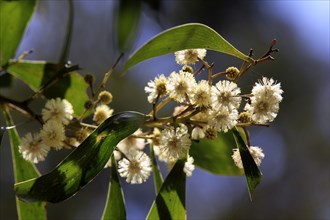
(118, 151, 152, 184)
(168, 70, 197, 103)
(245, 77, 283, 124)
(232, 146, 265, 169)
(144, 74, 168, 103)
(93, 104, 114, 124)
(208, 108, 238, 132)
(19, 132, 50, 163)
(42, 98, 74, 125)
(175, 49, 207, 65)
(40, 120, 66, 150)
(190, 80, 212, 107)
(211, 80, 241, 111)
(184, 155, 195, 177)
(158, 125, 192, 162)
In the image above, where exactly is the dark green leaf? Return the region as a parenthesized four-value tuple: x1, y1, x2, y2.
(150, 145, 163, 194)
(101, 155, 126, 220)
(123, 23, 253, 72)
(6, 60, 87, 115)
(2, 105, 46, 220)
(0, 72, 13, 88)
(190, 132, 244, 175)
(15, 111, 147, 203)
(232, 128, 262, 200)
(115, 0, 141, 51)
(146, 160, 186, 220)
(0, 0, 37, 66)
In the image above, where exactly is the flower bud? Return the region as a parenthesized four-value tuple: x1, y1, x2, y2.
(225, 66, 239, 80)
(98, 91, 113, 105)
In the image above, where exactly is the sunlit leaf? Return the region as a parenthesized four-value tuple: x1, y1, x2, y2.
(150, 145, 163, 194)
(0, 0, 37, 66)
(115, 0, 141, 51)
(101, 155, 126, 220)
(6, 60, 87, 115)
(123, 23, 253, 72)
(2, 106, 46, 220)
(232, 128, 262, 200)
(190, 132, 243, 175)
(146, 160, 186, 220)
(15, 111, 147, 203)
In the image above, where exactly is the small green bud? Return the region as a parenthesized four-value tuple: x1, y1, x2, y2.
(225, 66, 240, 80)
(181, 65, 194, 74)
(84, 100, 94, 110)
(98, 91, 113, 105)
(84, 74, 95, 85)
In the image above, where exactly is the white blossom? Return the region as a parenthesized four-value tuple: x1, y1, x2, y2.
(168, 70, 197, 103)
(190, 80, 212, 107)
(211, 80, 241, 111)
(42, 98, 74, 125)
(93, 104, 114, 124)
(118, 151, 152, 184)
(158, 125, 192, 162)
(144, 74, 168, 103)
(184, 155, 195, 177)
(40, 120, 66, 150)
(19, 132, 50, 163)
(232, 146, 265, 169)
(245, 77, 283, 124)
(175, 49, 207, 65)
(208, 108, 238, 132)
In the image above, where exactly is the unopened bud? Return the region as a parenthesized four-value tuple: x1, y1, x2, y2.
(84, 74, 95, 84)
(98, 91, 113, 105)
(225, 66, 239, 80)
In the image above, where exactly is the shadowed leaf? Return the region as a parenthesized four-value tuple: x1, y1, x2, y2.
(14, 112, 147, 203)
(190, 132, 244, 175)
(146, 160, 186, 220)
(232, 128, 262, 200)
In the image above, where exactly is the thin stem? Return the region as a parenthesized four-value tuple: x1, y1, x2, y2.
(59, 0, 74, 63)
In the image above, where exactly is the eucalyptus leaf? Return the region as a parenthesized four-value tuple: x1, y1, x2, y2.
(2, 106, 46, 220)
(115, 0, 141, 51)
(146, 160, 186, 220)
(232, 128, 262, 200)
(0, 0, 37, 66)
(150, 145, 163, 194)
(123, 23, 253, 72)
(15, 111, 147, 203)
(190, 132, 243, 176)
(101, 155, 126, 220)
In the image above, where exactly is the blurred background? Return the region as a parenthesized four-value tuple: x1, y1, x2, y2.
(1, 0, 329, 219)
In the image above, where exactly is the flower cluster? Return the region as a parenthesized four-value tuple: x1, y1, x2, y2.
(18, 48, 283, 186)
(18, 88, 115, 164)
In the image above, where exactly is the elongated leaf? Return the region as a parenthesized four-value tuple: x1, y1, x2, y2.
(6, 60, 88, 115)
(150, 145, 163, 194)
(2, 105, 46, 220)
(190, 132, 243, 175)
(123, 23, 253, 72)
(0, 0, 37, 66)
(232, 128, 262, 200)
(146, 160, 186, 220)
(115, 0, 141, 51)
(101, 155, 126, 220)
(15, 111, 147, 203)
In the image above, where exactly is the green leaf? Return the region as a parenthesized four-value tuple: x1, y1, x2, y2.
(190, 132, 244, 176)
(101, 155, 126, 220)
(1, 105, 46, 220)
(123, 23, 254, 72)
(0, 0, 37, 66)
(6, 60, 88, 115)
(14, 111, 147, 203)
(232, 128, 262, 200)
(146, 160, 186, 220)
(150, 145, 163, 194)
(115, 0, 141, 51)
